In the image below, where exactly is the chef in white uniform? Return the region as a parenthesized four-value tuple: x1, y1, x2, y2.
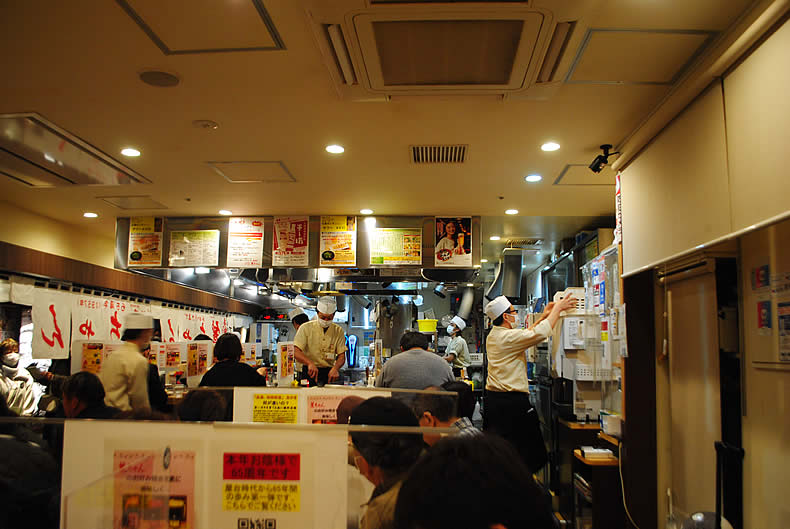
(293, 296, 347, 386)
(444, 315, 471, 376)
(482, 294, 576, 472)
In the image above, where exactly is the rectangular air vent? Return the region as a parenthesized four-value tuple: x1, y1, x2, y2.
(0, 114, 150, 187)
(506, 238, 544, 247)
(410, 144, 468, 164)
(99, 195, 168, 210)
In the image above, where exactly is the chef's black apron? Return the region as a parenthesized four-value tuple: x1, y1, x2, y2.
(483, 390, 548, 473)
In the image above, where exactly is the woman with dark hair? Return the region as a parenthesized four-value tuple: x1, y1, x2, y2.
(434, 220, 468, 265)
(198, 333, 266, 388)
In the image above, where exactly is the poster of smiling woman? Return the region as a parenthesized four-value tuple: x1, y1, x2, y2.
(435, 217, 472, 267)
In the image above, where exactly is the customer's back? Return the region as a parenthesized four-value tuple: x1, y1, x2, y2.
(375, 332, 454, 389)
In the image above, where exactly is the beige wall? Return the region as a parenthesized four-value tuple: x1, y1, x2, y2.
(621, 83, 732, 275)
(622, 16, 790, 529)
(0, 200, 115, 268)
(724, 18, 790, 232)
(739, 218, 790, 529)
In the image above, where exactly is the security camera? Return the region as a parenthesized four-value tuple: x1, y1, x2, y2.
(589, 144, 619, 173)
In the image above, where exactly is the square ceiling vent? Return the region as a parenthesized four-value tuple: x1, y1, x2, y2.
(208, 161, 296, 184)
(306, 1, 581, 100)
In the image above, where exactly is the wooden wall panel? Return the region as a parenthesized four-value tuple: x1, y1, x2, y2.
(0, 241, 260, 315)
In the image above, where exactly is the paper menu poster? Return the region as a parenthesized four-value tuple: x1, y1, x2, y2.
(306, 394, 345, 424)
(227, 217, 265, 268)
(778, 300, 790, 362)
(277, 342, 295, 385)
(369, 228, 422, 265)
(81, 342, 104, 374)
(128, 217, 163, 267)
(112, 448, 196, 529)
(167, 344, 184, 367)
(434, 217, 472, 267)
(187, 343, 199, 377)
(273, 216, 309, 267)
(319, 216, 356, 267)
(253, 393, 299, 424)
(168, 230, 220, 267)
(197, 342, 211, 373)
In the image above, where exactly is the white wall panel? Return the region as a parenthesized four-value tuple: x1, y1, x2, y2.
(725, 19, 790, 231)
(621, 84, 731, 275)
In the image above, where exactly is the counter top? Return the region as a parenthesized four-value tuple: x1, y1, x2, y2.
(559, 418, 601, 430)
(573, 449, 618, 467)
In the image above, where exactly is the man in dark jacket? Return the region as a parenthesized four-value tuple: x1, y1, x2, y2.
(62, 371, 120, 419)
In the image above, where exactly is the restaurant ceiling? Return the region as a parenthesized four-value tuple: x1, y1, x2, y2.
(0, 0, 754, 267)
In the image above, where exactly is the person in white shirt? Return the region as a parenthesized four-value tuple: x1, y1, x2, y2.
(99, 313, 152, 412)
(0, 338, 37, 415)
(443, 315, 471, 376)
(293, 296, 347, 386)
(483, 294, 576, 472)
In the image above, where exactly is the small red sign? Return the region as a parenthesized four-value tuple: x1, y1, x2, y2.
(223, 453, 300, 481)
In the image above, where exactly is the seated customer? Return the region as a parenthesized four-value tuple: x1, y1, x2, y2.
(412, 383, 481, 446)
(375, 332, 454, 389)
(394, 435, 554, 529)
(199, 333, 267, 387)
(176, 389, 227, 422)
(62, 371, 120, 419)
(350, 397, 424, 529)
(0, 338, 38, 415)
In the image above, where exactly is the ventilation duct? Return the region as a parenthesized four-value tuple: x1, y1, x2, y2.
(457, 287, 475, 319)
(486, 248, 524, 302)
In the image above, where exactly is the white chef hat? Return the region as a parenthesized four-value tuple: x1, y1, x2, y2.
(288, 307, 305, 320)
(125, 312, 154, 330)
(316, 296, 337, 314)
(450, 316, 466, 331)
(484, 296, 511, 320)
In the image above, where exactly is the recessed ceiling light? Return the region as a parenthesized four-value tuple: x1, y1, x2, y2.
(466, 283, 475, 287)
(83, 212, 98, 218)
(480, 259, 488, 263)
(490, 236, 501, 241)
(326, 144, 344, 154)
(473, 264, 482, 268)
(233, 279, 244, 286)
(541, 142, 560, 152)
(195, 267, 210, 274)
(360, 209, 373, 215)
(121, 148, 141, 157)
(525, 174, 543, 183)
(505, 209, 519, 215)
(218, 210, 233, 216)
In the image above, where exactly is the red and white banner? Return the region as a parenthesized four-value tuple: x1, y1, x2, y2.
(161, 310, 180, 343)
(179, 311, 201, 342)
(71, 296, 109, 348)
(32, 288, 72, 359)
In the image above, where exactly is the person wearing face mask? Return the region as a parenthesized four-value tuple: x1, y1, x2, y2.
(293, 296, 347, 386)
(443, 316, 471, 377)
(99, 313, 152, 412)
(483, 294, 577, 473)
(0, 338, 38, 415)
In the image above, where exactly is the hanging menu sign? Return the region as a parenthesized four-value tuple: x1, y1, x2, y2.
(369, 228, 422, 266)
(273, 216, 309, 267)
(128, 216, 163, 267)
(168, 229, 220, 267)
(320, 216, 356, 267)
(227, 217, 265, 268)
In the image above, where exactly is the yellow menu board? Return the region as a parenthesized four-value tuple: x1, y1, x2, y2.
(320, 216, 356, 267)
(252, 393, 299, 424)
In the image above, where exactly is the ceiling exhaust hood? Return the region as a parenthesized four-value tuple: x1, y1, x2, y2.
(0, 113, 150, 187)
